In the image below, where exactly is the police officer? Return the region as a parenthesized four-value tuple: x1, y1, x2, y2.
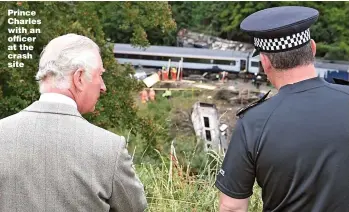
(215, 6, 349, 212)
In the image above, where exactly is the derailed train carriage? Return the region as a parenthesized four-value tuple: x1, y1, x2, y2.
(113, 43, 349, 83)
(315, 60, 349, 83)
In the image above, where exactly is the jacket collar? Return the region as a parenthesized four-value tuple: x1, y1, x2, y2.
(22, 101, 83, 119)
(278, 77, 326, 94)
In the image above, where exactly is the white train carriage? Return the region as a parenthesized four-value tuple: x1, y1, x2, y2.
(113, 43, 260, 75)
(315, 60, 349, 83)
(113, 43, 349, 82)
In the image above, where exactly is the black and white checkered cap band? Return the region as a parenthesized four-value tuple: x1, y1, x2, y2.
(254, 29, 311, 52)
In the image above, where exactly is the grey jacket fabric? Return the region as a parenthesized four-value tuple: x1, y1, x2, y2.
(0, 101, 147, 212)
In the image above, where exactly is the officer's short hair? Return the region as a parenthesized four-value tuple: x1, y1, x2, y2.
(262, 42, 315, 70)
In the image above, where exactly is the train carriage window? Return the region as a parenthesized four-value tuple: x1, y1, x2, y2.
(185, 58, 212, 64)
(161, 56, 171, 61)
(114, 53, 171, 61)
(114, 53, 128, 58)
(167, 57, 181, 63)
(251, 61, 260, 67)
(251, 61, 259, 67)
(213, 60, 236, 66)
(139, 55, 159, 60)
(127, 54, 142, 59)
(205, 130, 212, 141)
(203, 117, 210, 128)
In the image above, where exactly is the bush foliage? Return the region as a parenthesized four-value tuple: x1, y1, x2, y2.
(0, 2, 176, 152)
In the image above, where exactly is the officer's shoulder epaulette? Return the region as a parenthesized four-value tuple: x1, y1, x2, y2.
(236, 90, 271, 117)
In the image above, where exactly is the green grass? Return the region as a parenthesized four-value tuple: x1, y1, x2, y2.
(136, 147, 263, 212)
(138, 148, 220, 212)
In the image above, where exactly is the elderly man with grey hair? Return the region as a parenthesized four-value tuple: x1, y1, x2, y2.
(0, 34, 147, 212)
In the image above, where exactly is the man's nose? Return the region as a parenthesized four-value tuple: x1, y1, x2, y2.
(100, 81, 107, 93)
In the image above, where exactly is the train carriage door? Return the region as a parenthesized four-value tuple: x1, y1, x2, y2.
(240, 60, 246, 71)
(259, 61, 264, 73)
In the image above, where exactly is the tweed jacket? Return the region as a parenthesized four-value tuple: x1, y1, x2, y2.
(0, 101, 147, 212)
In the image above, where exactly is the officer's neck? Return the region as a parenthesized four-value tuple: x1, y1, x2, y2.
(273, 64, 317, 90)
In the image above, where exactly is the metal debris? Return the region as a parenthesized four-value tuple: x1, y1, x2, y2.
(177, 29, 254, 52)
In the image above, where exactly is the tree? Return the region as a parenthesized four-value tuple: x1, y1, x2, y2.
(169, 2, 349, 60)
(0, 2, 176, 159)
(99, 2, 176, 46)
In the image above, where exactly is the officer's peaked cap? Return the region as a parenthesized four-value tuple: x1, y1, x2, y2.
(240, 6, 319, 56)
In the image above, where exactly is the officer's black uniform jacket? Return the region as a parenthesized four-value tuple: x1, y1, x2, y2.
(216, 77, 349, 212)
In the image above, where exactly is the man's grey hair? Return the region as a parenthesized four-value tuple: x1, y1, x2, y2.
(36, 33, 100, 93)
(262, 42, 314, 70)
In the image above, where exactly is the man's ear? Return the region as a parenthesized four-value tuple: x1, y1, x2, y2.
(310, 39, 316, 56)
(260, 53, 272, 74)
(72, 68, 84, 92)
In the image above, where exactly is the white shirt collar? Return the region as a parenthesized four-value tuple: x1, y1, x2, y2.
(39, 93, 77, 109)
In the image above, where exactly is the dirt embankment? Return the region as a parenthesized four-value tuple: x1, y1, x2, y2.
(157, 79, 278, 140)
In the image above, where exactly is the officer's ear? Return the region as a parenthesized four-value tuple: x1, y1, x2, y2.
(310, 39, 316, 57)
(260, 53, 272, 74)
